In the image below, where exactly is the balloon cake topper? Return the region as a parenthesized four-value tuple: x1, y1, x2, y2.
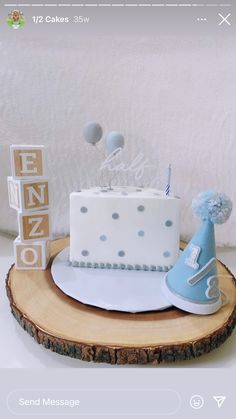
(83, 121, 125, 154)
(83, 121, 125, 189)
(83, 121, 172, 192)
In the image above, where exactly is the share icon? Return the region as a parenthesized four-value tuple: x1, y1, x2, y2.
(213, 396, 226, 408)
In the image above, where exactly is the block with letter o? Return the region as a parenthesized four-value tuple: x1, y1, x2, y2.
(14, 237, 50, 270)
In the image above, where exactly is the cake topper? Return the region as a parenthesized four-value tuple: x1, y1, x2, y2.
(83, 121, 172, 193)
(83, 121, 126, 188)
(162, 190, 233, 315)
(100, 149, 151, 181)
(83, 120, 155, 186)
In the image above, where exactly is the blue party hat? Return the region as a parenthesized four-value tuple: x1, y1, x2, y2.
(162, 191, 232, 315)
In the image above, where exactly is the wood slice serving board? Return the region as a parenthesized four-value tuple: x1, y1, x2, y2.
(5, 237, 236, 365)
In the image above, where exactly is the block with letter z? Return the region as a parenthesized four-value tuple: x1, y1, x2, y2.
(18, 210, 51, 242)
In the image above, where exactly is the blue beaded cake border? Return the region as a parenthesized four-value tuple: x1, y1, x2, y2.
(69, 260, 173, 272)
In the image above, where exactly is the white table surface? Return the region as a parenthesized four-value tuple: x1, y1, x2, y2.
(1, 234, 236, 368)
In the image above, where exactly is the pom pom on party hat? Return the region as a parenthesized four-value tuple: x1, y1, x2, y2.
(162, 191, 232, 315)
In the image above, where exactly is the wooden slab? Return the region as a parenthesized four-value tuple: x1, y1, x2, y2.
(5, 238, 236, 365)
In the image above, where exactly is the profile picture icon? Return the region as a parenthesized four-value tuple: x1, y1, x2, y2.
(7, 10, 25, 29)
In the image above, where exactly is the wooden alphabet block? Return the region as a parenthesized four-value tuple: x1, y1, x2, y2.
(7, 176, 20, 210)
(10, 145, 45, 179)
(8, 177, 49, 212)
(18, 210, 51, 242)
(14, 236, 50, 270)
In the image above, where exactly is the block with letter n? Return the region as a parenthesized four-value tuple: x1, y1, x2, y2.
(8, 177, 49, 212)
(14, 236, 50, 270)
(18, 210, 51, 242)
(10, 145, 45, 179)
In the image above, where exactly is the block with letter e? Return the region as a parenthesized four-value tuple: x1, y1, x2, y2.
(14, 236, 50, 270)
(18, 210, 51, 242)
(8, 177, 49, 212)
(10, 145, 45, 179)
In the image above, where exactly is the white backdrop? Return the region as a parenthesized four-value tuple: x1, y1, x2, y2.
(0, 35, 235, 245)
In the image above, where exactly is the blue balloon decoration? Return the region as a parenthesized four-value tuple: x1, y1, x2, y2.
(106, 131, 125, 154)
(83, 121, 103, 145)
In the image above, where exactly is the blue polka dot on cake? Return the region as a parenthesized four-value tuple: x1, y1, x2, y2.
(80, 206, 88, 213)
(165, 220, 173, 227)
(118, 250, 125, 257)
(81, 250, 89, 256)
(100, 235, 107, 241)
(137, 205, 145, 212)
(138, 230, 145, 237)
(163, 251, 170, 258)
(112, 213, 119, 220)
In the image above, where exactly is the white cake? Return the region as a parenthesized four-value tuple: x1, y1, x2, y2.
(69, 187, 180, 271)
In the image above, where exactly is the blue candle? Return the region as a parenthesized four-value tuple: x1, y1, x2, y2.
(165, 164, 171, 196)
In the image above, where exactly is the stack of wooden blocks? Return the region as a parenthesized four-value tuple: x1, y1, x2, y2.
(7, 145, 51, 270)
